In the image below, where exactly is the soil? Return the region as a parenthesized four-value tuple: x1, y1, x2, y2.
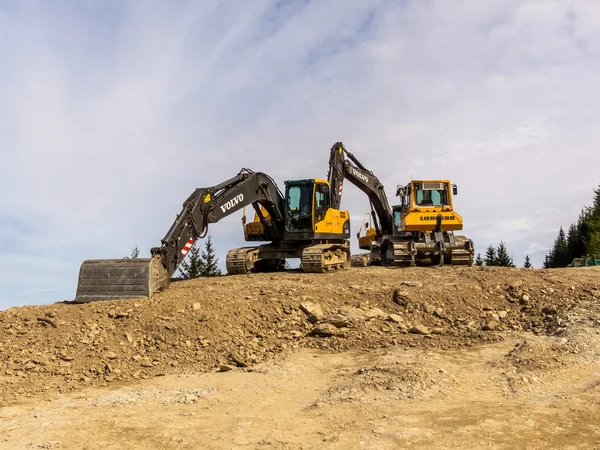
(1, 266, 599, 448)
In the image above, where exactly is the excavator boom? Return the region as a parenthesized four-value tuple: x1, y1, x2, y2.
(75, 169, 285, 302)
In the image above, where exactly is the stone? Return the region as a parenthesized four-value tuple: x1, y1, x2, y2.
(218, 365, 234, 372)
(192, 303, 201, 310)
(299, 302, 325, 323)
(482, 320, 499, 331)
(409, 325, 430, 335)
(105, 352, 118, 360)
(520, 294, 531, 305)
(362, 308, 386, 320)
(401, 281, 423, 288)
(433, 308, 446, 319)
(542, 305, 558, 315)
(392, 290, 410, 306)
(388, 314, 404, 324)
(324, 314, 354, 328)
(308, 323, 338, 337)
(140, 358, 153, 368)
(498, 311, 508, 319)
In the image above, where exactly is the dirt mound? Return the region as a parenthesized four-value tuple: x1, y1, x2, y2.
(1, 265, 599, 406)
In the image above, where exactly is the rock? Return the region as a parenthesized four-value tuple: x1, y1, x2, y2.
(218, 365, 234, 372)
(337, 306, 366, 322)
(105, 352, 118, 360)
(498, 311, 508, 319)
(37, 317, 57, 328)
(421, 303, 434, 314)
(228, 353, 248, 368)
(542, 305, 557, 315)
(482, 320, 499, 331)
(392, 290, 410, 306)
(299, 302, 325, 323)
(433, 308, 446, 319)
(520, 294, 531, 305)
(431, 327, 445, 335)
(372, 428, 385, 434)
(388, 314, 404, 324)
(140, 358, 154, 368)
(308, 323, 338, 337)
(323, 314, 354, 328)
(401, 281, 423, 288)
(409, 325, 430, 335)
(362, 308, 386, 320)
(192, 303, 202, 310)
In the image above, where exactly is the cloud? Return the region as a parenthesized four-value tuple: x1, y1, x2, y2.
(1, 0, 600, 307)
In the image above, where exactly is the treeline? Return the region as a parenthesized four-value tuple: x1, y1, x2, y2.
(474, 241, 525, 268)
(543, 185, 600, 268)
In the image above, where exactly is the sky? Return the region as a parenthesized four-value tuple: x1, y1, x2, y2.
(1, 0, 599, 309)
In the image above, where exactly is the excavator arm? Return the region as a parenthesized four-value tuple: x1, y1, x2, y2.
(327, 142, 394, 237)
(150, 169, 284, 277)
(75, 168, 285, 302)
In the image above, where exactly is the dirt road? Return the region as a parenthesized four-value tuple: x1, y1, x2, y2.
(1, 266, 599, 448)
(1, 333, 599, 449)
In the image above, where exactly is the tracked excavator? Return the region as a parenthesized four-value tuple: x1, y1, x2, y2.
(326, 142, 474, 267)
(75, 169, 350, 302)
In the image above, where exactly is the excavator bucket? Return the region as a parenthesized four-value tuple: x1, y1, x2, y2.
(74, 257, 170, 303)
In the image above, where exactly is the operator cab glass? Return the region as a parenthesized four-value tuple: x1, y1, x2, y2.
(286, 181, 313, 232)
(392, 205, 402, 235)
(314, 183, 330, 223)
(414, 182, 449, 207)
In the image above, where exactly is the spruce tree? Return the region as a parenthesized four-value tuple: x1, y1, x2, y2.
(523, 255, 532, 268)
(199, 235, 222, 277)
(180, 244, 204, 279)
(587, 184, 600, 255)
(474, 253, 483, 266)
(495, 241, 515, 267)
(566, 223, 582, 261)
(130, 246, 140, 259)
(543, 252, 553, 269)
(484, 245, 497, 266)
(552, 227, 569, 267)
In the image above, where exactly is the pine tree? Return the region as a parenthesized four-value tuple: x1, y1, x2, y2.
(566, 223, 583, 262)
(543, 253, 553, 269)
(495, 241, 515, 267)
(552, 227, 569, 267)
(130, 246, 140, 259)
(484, 245, 497, 266)
(474, 253, 483, 266)
(180, 244, 205, 279)
(523, 255, 532, 268)
(199, 235, 222, 277)
(587, 184, 600, 255)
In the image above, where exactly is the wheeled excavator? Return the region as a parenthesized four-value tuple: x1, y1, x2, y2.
(326, 142, 474, 267)
(75, 169, 350, 302)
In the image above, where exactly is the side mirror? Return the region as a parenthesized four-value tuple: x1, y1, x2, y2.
(452, 185, 458, 196)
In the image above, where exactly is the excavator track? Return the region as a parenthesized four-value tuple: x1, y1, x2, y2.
(301, 244, 350, 273)
(225, 247, 259, 275)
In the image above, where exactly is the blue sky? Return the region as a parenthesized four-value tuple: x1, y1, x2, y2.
(1, 0, 600, 309)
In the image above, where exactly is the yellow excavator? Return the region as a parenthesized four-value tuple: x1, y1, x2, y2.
(75, 170, 350, 302)
(326, 142, 474, 267)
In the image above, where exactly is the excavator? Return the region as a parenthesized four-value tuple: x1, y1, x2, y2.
(75, 169, 351, 302)
(326, 142, 474, 267)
